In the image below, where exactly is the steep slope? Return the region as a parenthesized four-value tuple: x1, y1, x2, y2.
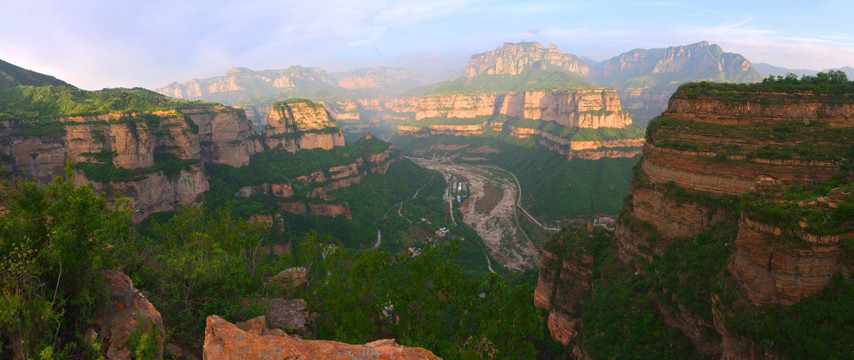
(536, 76, 854, 359)
(0, 58, 73, 90)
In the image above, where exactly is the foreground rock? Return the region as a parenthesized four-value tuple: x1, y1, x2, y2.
(203, 315, 440, 360)
(89, 270, 165, 360)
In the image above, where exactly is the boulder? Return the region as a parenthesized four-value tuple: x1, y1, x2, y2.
(90, 270, 165, 360)
(203, 315, 441, 360)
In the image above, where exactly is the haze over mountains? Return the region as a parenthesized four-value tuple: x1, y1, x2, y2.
(157, 41, 765, 126)
(2, 29, 854, 359)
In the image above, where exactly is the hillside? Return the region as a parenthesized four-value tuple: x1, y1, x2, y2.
(0, 58, 73, 90)
(535, 73, 854, 358)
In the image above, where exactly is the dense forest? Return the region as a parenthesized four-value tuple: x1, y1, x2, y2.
(0, 167, 547, 359)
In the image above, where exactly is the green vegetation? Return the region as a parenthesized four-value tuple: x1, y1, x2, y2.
(120, 205, 275, 353)
(428, 69, 594, 95)
(0, 85, 216, 121)
(648, 116, 854, 163)
(541, 226, 700, 359)
(0, 170, 545, 358)
(293, 235, 542, 359)
(723, 273, 854, 358)
(394, 134, 639, 222)
(0, 58, 72, 90)
(676, 70, 854, 103)
(205, 137, 396, 203)
(76, 152, 199, 183)
(0, 167, 132, 358)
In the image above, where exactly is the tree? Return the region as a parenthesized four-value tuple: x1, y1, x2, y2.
(0, 166, 132, 358)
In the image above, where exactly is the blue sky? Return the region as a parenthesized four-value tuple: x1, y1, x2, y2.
(2, 0, 853, 90)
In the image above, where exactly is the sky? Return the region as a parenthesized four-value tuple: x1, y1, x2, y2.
(2, 0, 854, 90)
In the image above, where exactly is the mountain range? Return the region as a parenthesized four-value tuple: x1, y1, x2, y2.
(157, 41, 765, 126)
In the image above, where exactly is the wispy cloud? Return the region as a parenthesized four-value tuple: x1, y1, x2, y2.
(635, 1, 681, 6)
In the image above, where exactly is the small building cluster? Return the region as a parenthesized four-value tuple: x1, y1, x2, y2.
(593, 216, 615, 230)
(435, 227, 451, 238)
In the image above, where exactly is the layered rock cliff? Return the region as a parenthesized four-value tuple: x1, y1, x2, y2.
(412, 89, 632, 128)
(536, 80, 854, 359)
(263, 99, 346, 152)
(1, 105, 262, 222)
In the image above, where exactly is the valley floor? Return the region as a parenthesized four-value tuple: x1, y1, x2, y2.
(411, 157, 542, 270)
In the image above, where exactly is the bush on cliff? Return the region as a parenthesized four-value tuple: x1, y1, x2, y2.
(0, 167, 133, 358)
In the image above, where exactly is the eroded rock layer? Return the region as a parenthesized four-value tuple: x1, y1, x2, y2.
(537, 82, 854, 359)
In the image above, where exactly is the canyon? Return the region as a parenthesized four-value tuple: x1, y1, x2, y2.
(0, 92, 398, 223)
(535, 81, 854, 358)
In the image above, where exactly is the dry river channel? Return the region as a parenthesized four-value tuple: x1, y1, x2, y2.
(411, 157, 542, 271)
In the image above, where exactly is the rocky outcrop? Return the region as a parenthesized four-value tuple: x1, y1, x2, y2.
(533, 227, 597, 357)
(1, 106, 260, 222)
(413, 90, 632, 128)
(538, 82, 854, 358)
(76, 164, 210, 223)
(729, 217, 853, 305)
(465, 42, 591, 78)
(90, 270, 165, 360)
(243, 298, 311, 335)
(263, 100, 345, 152)
(203, 315, 440, 360)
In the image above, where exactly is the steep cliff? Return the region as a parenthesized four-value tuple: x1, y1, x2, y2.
(210, 133, 401, 220)
(414, 89, 631, 128)
(0, 87, 263, 223)
(263, 99, 345, 152)
(396, 89, 643, 159)
(537, 78, 854, 359)
(465, 42, 592, 78)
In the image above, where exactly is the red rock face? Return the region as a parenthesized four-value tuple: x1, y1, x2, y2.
(203, 315, 440, 360)
(263, 101, 346, 152)
(91, 270, 165, 360)
(533, 238, 593, 348)
(728, 218, 853, 305)
(1, 106, 260, 223)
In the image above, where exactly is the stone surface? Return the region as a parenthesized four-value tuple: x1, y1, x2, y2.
(203, 315, 440, 360)
(263, 100, 346, 152)
(90, 270, 165, 360)
(0, 106, 259, 223)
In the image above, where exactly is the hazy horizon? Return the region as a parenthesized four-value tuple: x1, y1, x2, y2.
(2, 0, 853, 90)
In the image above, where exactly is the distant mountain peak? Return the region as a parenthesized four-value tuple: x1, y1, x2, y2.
(465, 41, 591, 78)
